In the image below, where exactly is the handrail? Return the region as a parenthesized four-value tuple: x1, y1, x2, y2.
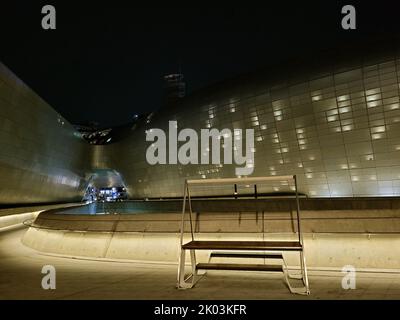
(187, 175, 294, 185)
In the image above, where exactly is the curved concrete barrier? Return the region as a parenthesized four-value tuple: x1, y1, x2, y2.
(0, 203, 84, 230)
(21, 207, 400, 271)
(0, 212, 40, 229)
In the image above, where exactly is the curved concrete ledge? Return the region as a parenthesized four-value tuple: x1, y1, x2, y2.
(0, 203, 83, 229)
(21, 204, 400, 271)
(22, 227, 400, 270)
(0, 212, 40, 230)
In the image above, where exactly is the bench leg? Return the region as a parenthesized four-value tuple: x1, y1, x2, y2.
(189, 249, 198, 286)
(177, 248, 187, 289)
(282, 251, 310, 295)
(177, 248, 202, 289)
(300, 250, 310, 294)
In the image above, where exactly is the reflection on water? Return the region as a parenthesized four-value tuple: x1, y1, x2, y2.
(55, 201, 180, 215)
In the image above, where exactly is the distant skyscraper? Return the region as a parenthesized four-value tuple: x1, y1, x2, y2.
(164, 73, 186, 102)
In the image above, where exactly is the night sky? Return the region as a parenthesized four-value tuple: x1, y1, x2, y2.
(1, 1, 400, 127)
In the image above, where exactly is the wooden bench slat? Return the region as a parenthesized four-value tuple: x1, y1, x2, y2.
(196, 263, 283, 272)
(210, 252, 283, 259)
(182, 240, 302, 251)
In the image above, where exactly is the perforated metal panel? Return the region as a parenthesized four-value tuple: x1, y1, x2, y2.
(97, 50, 400, 198)
(0, 63, 91, 204)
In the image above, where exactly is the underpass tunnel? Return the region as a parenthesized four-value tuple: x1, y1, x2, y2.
(82, 169, 128, 202)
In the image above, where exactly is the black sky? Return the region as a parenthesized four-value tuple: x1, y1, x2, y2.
(1, 1, 400, 127)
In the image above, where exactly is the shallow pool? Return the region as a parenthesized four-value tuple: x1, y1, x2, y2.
(54, 201, 181, 215)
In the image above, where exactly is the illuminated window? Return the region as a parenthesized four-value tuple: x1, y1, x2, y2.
(342, 125, 353, 131)
(337, 95, 350, 102)
(326, 109, 338, 116)
(365, 88, 380, 95)
(366, 94, 381, 102)
(339, 107, 350, 114)
(327, 115, 338, 122)
(371, 133, 383, 140)
(367, 101, 380, 108)
(371, 126, 385, 133)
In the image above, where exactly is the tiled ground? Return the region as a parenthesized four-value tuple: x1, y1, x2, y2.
(1, 225, 400, 300)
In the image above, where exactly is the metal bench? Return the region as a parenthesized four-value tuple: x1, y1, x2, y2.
(176, 176, 310, 295)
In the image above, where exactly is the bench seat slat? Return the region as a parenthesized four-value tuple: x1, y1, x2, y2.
(210, 252, 283, 259)
(182, 240, 302, 251)
(196, 262, 283, 272)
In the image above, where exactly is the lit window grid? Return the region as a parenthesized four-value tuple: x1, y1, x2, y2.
(112, 56, 400, 198)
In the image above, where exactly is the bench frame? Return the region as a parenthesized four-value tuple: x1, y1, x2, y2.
(176, 175, 310, 295)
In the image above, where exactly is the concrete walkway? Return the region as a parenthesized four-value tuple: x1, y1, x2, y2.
(1, 225, 400, 300)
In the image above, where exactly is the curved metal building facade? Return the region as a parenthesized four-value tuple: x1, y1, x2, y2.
(3, 44, 400, 203)
(98, 46, 400, 198)
(0, 63, 90, 205)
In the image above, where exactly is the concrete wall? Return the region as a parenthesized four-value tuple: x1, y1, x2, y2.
(22, 205, 400, 270)
(22, 227, 400, 271)
(0, 62, 91, 205)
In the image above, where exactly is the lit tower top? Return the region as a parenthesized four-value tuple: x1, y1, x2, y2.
(164, 73, 186, 102)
